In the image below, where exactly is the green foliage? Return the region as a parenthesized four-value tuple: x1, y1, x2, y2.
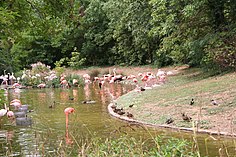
(1, 0, 236, 72)
(0, 89, 6, 105)
(82, 135, 198, 156)
(67, 48, 86, 68)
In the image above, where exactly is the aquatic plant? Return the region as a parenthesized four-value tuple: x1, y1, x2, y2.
(34, 132, 199, 156)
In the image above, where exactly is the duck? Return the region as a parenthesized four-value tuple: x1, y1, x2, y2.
(165, 118, 174, 124)
(140, 87, 145, 91)
(110, 104, 117, 109)
(98, 82, 102, 89)
(190, 98, 194, 105)
(127, 112, 134, 118)
(49, 101, 56, 108)
(117, 110, 125, 115)
(129, 104, 134, 108)
(113, 107, 123, 113)
(69, 96, 74, 100)
(182, 113, 192, 122)
(82, 100, 96, 104)
(211, 99, 219, 105)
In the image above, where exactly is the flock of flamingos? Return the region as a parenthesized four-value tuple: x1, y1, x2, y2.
(0, 68, 174, 129)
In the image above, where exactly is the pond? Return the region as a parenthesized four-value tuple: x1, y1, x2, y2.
(0, 83, 235, 156)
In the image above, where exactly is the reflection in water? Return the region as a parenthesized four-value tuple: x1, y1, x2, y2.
(65, 127, 73, 145)
(84, 84, 91, 100)
(0, 84, 235, 156)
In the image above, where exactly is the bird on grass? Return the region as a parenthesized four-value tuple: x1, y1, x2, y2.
(127, 112, 134, 118)
(110, 103, 117, 109)
(129, 104, 134, 108)
(117, 110, 126, 115)
(114, 107, 123, 113)
(182, 113, 192, 122)
(140, 87, 145, 91)
(190, 98, 194, 105)
(165, 118, 174, 124)
(211, 99, 219, 106)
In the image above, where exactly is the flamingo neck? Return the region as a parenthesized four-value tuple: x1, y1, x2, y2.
(65, 114, 69, 129)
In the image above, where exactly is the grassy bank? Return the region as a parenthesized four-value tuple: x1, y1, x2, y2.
(115, 67, 236, 134)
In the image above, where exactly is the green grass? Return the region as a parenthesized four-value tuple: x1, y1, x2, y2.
(115, 67, 236, 133)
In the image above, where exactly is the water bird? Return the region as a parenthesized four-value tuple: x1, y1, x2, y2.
(140, 87, 145, 91)
(127, 112, 134, 118)
(129, 104, 134, 108)
(110, 104, 117, 109)
(7, 111, 14, 118)
(190, 98, 194, 105)
(98, 82, 102, 89)
(113, 107, 123, 113)
(0, 107, 8, 117)
(69, 96, 74, 100)
(117, 110, 125, 115)
(64, 107, 75, 129)
(82, 100, 96, 104)
(211, 99, 219, 105)
(165, 118, 174, 124)
(49, 101, 56, 108)
(182, 113, 192, 122)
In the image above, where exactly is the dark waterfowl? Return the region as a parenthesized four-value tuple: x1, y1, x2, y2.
(69, 96, 74, 100)
(211, 99, 219, 105)
(110, 104, 117, 109)
(127, 112, 134, 118)
(140, 87, 145, 91)
(98, 82, 102, 89)
(113, 107, 123, 113)
(165, 118, 174, 124)
(49, 101, 56, 108)
(129, 104, 134, 108)
(117, 110, 125, 115)
(182, 113, 192, 122)
(190, 98, 194, 105)
(82, 100, 96, 104)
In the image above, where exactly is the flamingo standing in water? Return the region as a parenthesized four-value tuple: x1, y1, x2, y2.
(64, 107, 75, 145)
(64, 107, 75, 129)
(0, 104, 8, 118)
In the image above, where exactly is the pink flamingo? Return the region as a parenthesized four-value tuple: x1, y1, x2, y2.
(60, 74, 66, 82)
(0, 104, 8, 118)
(37, 83, 46, 88)
(64, 107, 75, 145)
(11, 99, 21, 104)
(7, 111, 14, 120)
(10, 101, 22, 109)
(12, 82, 21, 88)
(64, 107, 75, 129)
(72, 79, 78, 86)
(60, 80, 69, 88)
(133, 78, 138, 83)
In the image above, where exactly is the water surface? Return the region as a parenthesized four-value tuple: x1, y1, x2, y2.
(0, 84, 235, 156)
